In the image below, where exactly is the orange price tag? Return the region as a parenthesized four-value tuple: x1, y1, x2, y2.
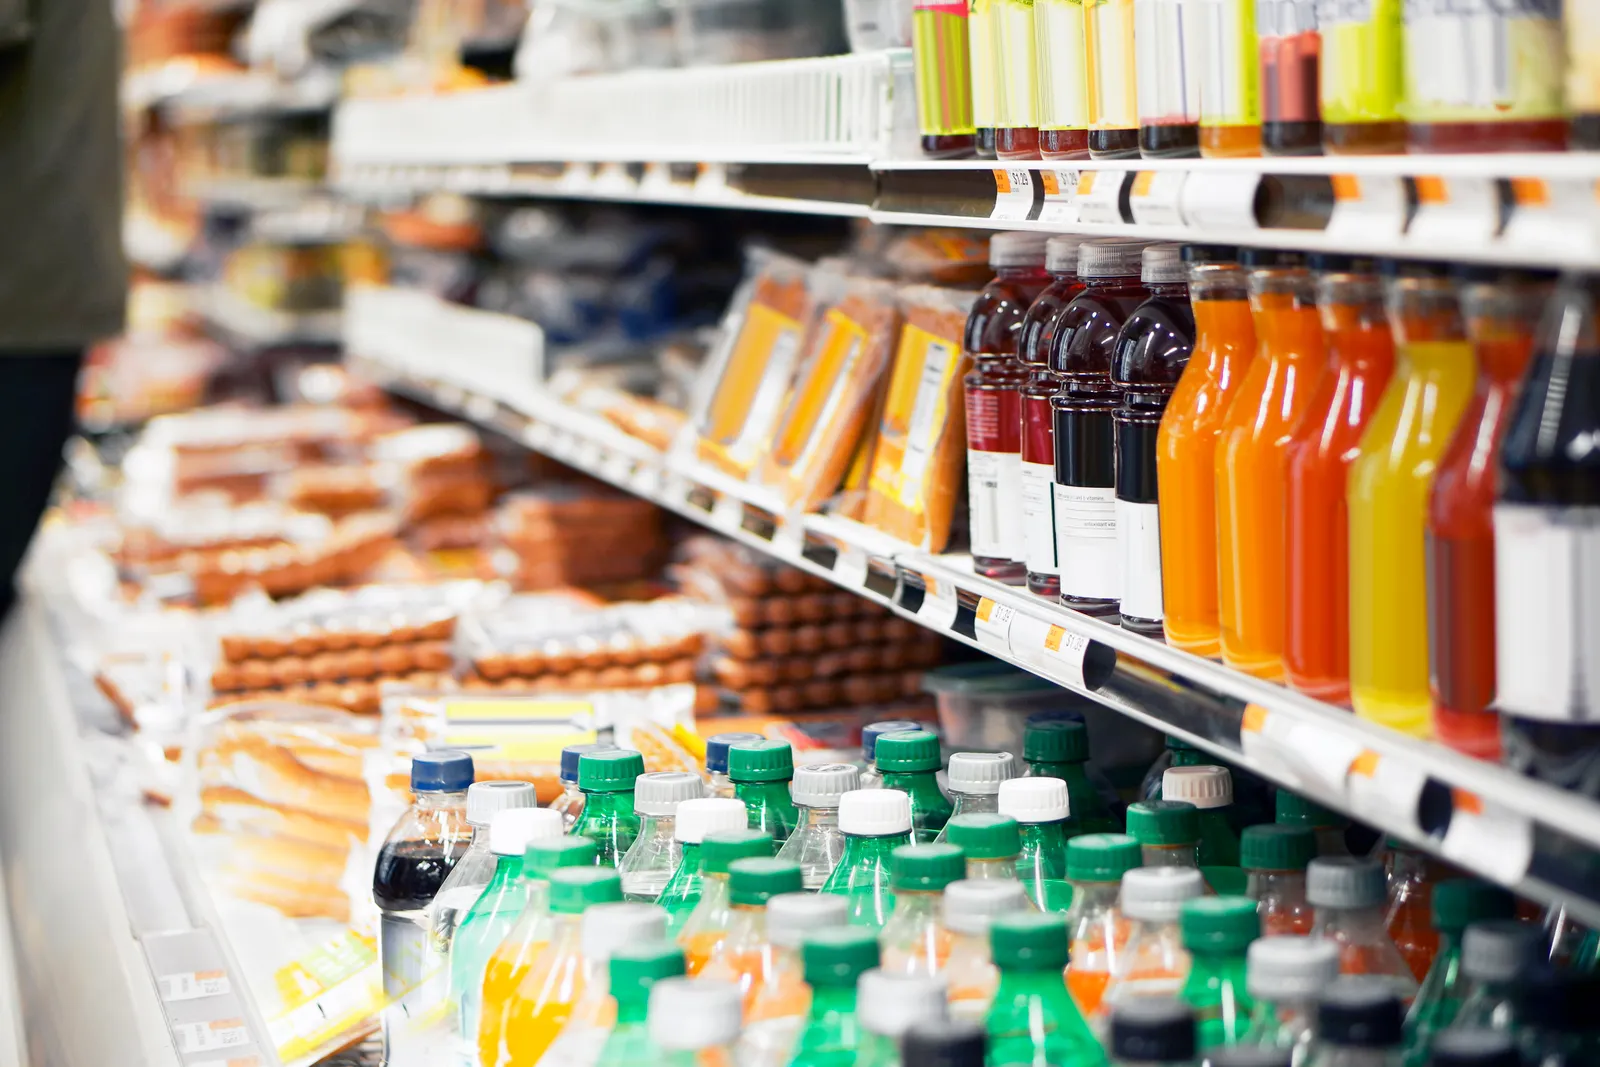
(1132, 171, 1156, 197)
(1241, 703, 1270, 734)
(1331, 174, 1362, 201)
(1350, 749, 1382, 778)
(1040, 171, 1062, 196)
(1510, 177, 1549, 207)
(1414, 176, 1449, 204)
(993, 168, 1012, 194)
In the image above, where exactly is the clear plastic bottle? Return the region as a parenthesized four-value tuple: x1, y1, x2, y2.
(947, 814, 1024, 885)
(649, 977, 744, 1067)
(823, 789, 914, 931)
(789, 928, 881, 1067)
(1139, 738, 1209, 802)
(1319, 0, 1402, 153)
(1242, 825, 1316, 937)
(1101, 866, 1205, 1020)
(902, 1019, 989, 1066)
(936, 752, 1018, 837)
(592, 943, 686, 1067)
(618, 770, 703, 902)
(728, 739, 801, 846)
(994, 0, 1042, 159)
(1275, 793, 1351, 858)
(1403, 880, 1517, 1063)
(777, 763, 860, 890)
(428, 780, 538, 964)
(943, 879, 1031, 1024)
(1306, 978, 1405, 1067)
(1126, 801, 1202, 870)
(570, 749, 646, 867)
(1308, 858, 1418, 1002)
(881, 843, 967, 975)
(739, 893, 848, 1067)
(704, 732, 763, 800)
(855, 969, 950, 1067)
(551, 743, 618, 829)
(1085, 0, 1139, 157)
(1385, 842, 1443, 984)
(679, 828, 773, 976)
(698, 857, 804, 1007)
(999, 777, 1072, 911)
(1109, 996, 1200, 1066)
(1161, 765, 1242, 877)
(1133, 0, 1201, 156)
(986, 912, 1108, 1065)
(655, 797, 749, 937)
(533, 902, 669, 1067)
(1242, 935, 1341, 1065)
(858, 720, 922, 790)
(875, 731, 954, 843)
(1064, 833, 1142, 1018)
(1179, 896, 1260, 1047)
(1426, 1031, 1520, 1067)
(1022, 718, 1117, 834)
(1452, 921, 1543, 1033)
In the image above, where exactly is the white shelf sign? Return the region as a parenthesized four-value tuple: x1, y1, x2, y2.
(917, 576, 960, 631)
(1074, 170, 1125, 225)
(174, 1019, 251, 1055)
(159, 970, 231, 1002)
(1128, 170, 1185, 228)
(1440, 789, 1534, 886)
(1408, 176, 1500, 248)
(1344, 749, 1426, 839)
(973, 597, 1016, 654)
(1007, 612, 1090, 689)
(991, 168, 1038, 222)
(1038, 169, 1080, 223)
(1325, 174, 1406, 243)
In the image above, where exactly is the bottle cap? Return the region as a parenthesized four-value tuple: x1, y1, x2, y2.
(633, 771, 703, 816)
(525, 836, 598, 875)
(874, 731, 942, 773)
(1431, 879, 1517, 934)
(901, 1019, 987, 1067)
(1461, 920, 1543, 983)
(1181, 244, 1239, 263)
(989, 231, 1051, 268)
(767, 892, 848, 948)
(1307, 857, 1386, 910)
(998, 777, 1069, 824)
(728, 857, 804, 906)
(1427, 1030, 1519, 1067)
(702, 829, 773, 874)
(549, 867, 623, 914)
(1079, 237, 1151, 279)
(862, 720, 924, 763)
(1240, 825, 1316, 872)
(1179, 896, 1260, 954)
(839, 788, 913, 836)
(1109, 997, 1197, 1063)
(892, 843, 967, 892)
(802, 927, 880, 987)
(990, 912, 1068, 971)
(1275, 791, 1350, 831)
(410, 750, 473, 792)
(673, 797, 749, 844)
(1023, 719, 1088, 764)
(1046, 235, 1092, 274)
(858, 969, 949, 1037)
(466, 780, 538, 826)
(946, 752, 1017, 795)
(560, 743, 617, 785)
(728, 740, 794, 783)
(1067, 833, 1142, 883)
(581, 901, 667, 959)
(1162, 766, 1233, 810)
(1246, 936, 1340, 1001)
(1120, 866, 1205, 922)
(489, 807, 564, 856)
(946, 814, 1022, 859)
(648, 977, 743, 1051)
(1126, 800, 1200, 846)
(943, 879, 1029, 935)
(1316, 977, 1404, 1047)
(609, 943, 686, 1005)
(1141, 243, 1187, 285)
(1207, 1049, 1293, 1067)
(792, 763, 861, 808)
(704, 732, 764, 776)
(578, 749, 646, 793)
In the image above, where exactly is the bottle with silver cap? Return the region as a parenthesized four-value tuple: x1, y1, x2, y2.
(1108, 996, 1199, 1067)
(1451, 920, 1544, 1033)
(738, 893, 850, 1067)
(655, 797, 750, 936)
(856, 969, 950, 1067)
(1307, 858, 1418, 1001)
(534, 902, 669, 1067)
(776, 763, 861, 889)
(618, 770, 703, 902)
(1000, 776, 1073, 911)
(943, 879, 1032, 1023)
(704, 731, 764, 800)
(822, 789, 915, 930)
(858, 720, 925, 790)
(1239, 935, 1340, 1066)
(1101, 866, 1206, 1020)
(1162, 764, 1244, 882)
(551, 743, 618, 829)
(649, 976, 744, 1066)
(1402, 879, 1517, 1062)
(428, 779, 538, 959)
(934, 751, 1019, 840)
(1305, 977, 1405, 1067)
(881, 844, 968, 974)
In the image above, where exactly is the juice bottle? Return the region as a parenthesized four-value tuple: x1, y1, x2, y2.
(679, 829, 773, 975)
(938, 752, 1018, 831)
(1158, 257, 1254, 657)
(536, 902, 669, 1067)
(1196, 0, 1262, 156)
(1307, 980, 1405, 1066)
(1307, 858, 1418, 1001)
(964, 232, 1053, 583)
(592, 944, 685, 1067)
(1319, 0, 1402, 153)
(655, 797, 750, 937)
(698, 858, 804, 1009)
(1109, 998, 1198, 1066)
(1275, 792, 1351, 858)
(618, 771, 703, 902)
(1126, 800, 1201, 871)
(1179, 896, 1259, 1047)
(1403, 880, 1516, 1062)
(880, 843, 966, 974)
(648, 978, 744, 1067)
(738, 893, 846, 1067)
(551, 744, 618, 830)
(822, 789, 914, 930)
(943, 879, 1031, 1023)
(874, 731, 954, 843)
(704, 732, 763, 800)
(1241, 824, 1315, 937)
(969, 0, 1001, 157)
(1384, 842, 1442, 983)
(728, 740, 801, 846)
(789, 928, 880, 1066)
(570, 749, 646, 867)
(1033, 0, 1089, 158)
(1113, 243, 1195, 637)
(986, 913, 1108, 1066)
(994, 0, 1041, 158)
(1134, 0, 1200, 156)
(1217, 257, 1324, 681)
(858, 720, 922, 791)
(947, 813, 1025, 885)
(1051, 237, 1153, 617)
(1241, 936, 1340, 1063)
(999, 778, 1072, 911)
(1283, 269, 1395, 707)
(776, 763, 859, 890)
(1099, 867, 1204, 1021)
(911, 0, 978, 158)
(1573, 0, 1600, 150)
(1256, 0, 1321, 155)
(1023, 719, 1118, 834)
(1063, 833, 1142, 1016)
(1085, 0, 1138, 157)
(1348, 273, 1477, 738)
(1426, 278, 1544, 761)
(855, 971, 951, 1067)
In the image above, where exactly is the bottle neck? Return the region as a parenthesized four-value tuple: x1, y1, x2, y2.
(995, 967, 1073, 1004)
(1019, 821, 1068, 848)
(880, 768, 940, 793)
(969, 857, 1020, 880)
(638, 813, 674, 838)
(1246, 869, 1306, 900)
(1317, 904, 1390, 938)
(614, 996, 650, 1024)
(1068, 880, 1122, 914)
(1083, 273, 1141, 290)
(1144, 280, 1188, 298)
(888, 888, 943, 919)
(580, 790, 635, 818)
(488, 853, 523, 885)
(1027, 759, 1091, 784)
(807, 984, 858, 1021)
(736, 779, 793, 806)
(415, 790, 467, 811)
(995, 264, 1049, 283)
(1140, 842, 1199, 868)
(841, 832, 912, 866)
(799, 805, 840, 829)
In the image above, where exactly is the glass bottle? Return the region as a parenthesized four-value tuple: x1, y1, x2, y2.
(705, 731, 763, 800)
(592, 943, 686, 1067)
(1102, 866, 1205, 1020)
(649, 977, 744, 1067)
(994, 0, 1041, 158)
(1023, 719, 1118, 834)
(570, 749, 646, 867)
(969, 0, 1001, 157)
(789, 928, 881, 1067)
(1126, 801, 1201, 870)
(859, 720, 922, 791)
(1241, 825, 1316, 937)
(1319, 0, 1402, 153)
(1034, 0, 1090, 158)
(1243, 935, 1341, 1065)
(1196, 0, 1262, 157)
(1308, 858, 1418, 1001)
(1275, 791, 1352, 858)
(1307, 978, 1405, 1067)
(655, 797, 749, 937)
(911, 0, 978, 158)
(944, 879, 1032, 1023)
(823, 788, 915, 930)
(1134, 0, 1201, 156)
(698, 857, 804, 1008)
(1064, 833, 1142, 1017)
(881, 843, 967, 975)
(1086, 0, 1139, 157)
(1257, 0, 1321, 155)
(536, 902, 670, 1067)
(551, 743, 617, 829)
(986, 912, 1108, 1065)
(1161, 765, 1242, 877)
(428, 780, 538, 965)
(678, 828, 772, 976)
(947, 813, 1025, 886)
(938, 752, 1018, 833)
(1179, 895, 1260, 1047)
(998, 777, 1072, 911)
(777, 763, 860, 890)
(856, 969, 950, 1067)
(739, 893, 848, 1067)
(965, 232, 1054, 582)
(1452, 920, 1544, 1032)
(728, 740, 801, 846)
(875, 731, 954, 843)
(618, 770, 703, 902)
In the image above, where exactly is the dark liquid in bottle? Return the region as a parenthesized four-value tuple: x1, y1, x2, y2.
(1573, 114, 1600, 152)
(977, 127, 997, 158)
(1089, 128, 1140, 159)
(1406, 119, 1568, 154)
(373, 838, 470, 912)
(996, 126, 1042, 160)
(1140, 124, 1200, 158)
(1040, 128, 1090, 160)
(923, 132, 978, 158)
(1261, 32, 1321, 156)
(1017, 272, 1087, 599)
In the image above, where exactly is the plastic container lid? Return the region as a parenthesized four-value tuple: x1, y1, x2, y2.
(1024, 719, 1088, 764)
(1109, 997, 1197, 1063)
(549, 867, 623, 914)
(1046, 235, 1092, 274)
(1120, 866, 1205, 922)
(1427, 1030, 1520, 1067)
(578, 749, 646, 793)
(609, 943, 686, 1004)
(728, 740, 794, 783)
(947, 752, 1018, 795)
(792, 763, 861, 807)
(560, 743, 617, 785)
(582, 902, 668, 959)
(767, 892, 848, 948)
(946, 814, 1022, 859)
(1067, 833, 1142, 883)
(489, 807, 564, 856)
(839, 788, 913, 836)
(525, 836, 598, 875)
(1126, 800, 1200, 846)
(998, 777, 1069, 824)
(1180, 896, 1260, 954)
(1461, 920, 1543, 983)
(1274, 791, 1350, 830)
(649, 978, 743, 1050)
(705, 732, 764, 776)
(411, 750, 473, 792)
(802, 927, 880, 987)
(901, 1019, 987, 1067)
(1246, 936, 1340, 1001)
(990, 231, 1051, 268)
(673, 797, 750, 845)
(943, 879, 1029, 935)
(1316, 977, 1404, 1047)
(728, 857, 804, 906)
(874, 731, 943, 773)
(634, 771, 703, 816)
(1307, 857, 1386, 910)
(892, 843, 967, 892)
(1142, 243, 1187, 285)
(1240, 825, 1316, 872)
(1432, 879, 1517, 934)
(857, 969, 948, 1037)
(1079, 237, 1151, 279)
(990, 912, 1069, 971)
(702, 829, 774, 874)
(1162, 766, 1232, 810)
(862, 720, 924, 762)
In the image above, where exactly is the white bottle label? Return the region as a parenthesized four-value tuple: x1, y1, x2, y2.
(1020, 460, 1060, 577)
(1116, 499, 1164, 623)
(1036, 0, 1090, 130)
(1054, 484, 1120, 599)
(969, 449, 1023, 560)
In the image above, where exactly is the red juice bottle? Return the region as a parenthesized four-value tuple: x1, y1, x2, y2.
(1426, 276, 1546, 762)
(965, 233, 1053, 583)
(1257, 0, 1322, 156)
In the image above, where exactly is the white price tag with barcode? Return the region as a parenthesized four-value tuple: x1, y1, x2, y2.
(1128, 170, 1186, 228)
(991, 168, 1037, 222)
(174, 1019, 251, 1054)
(973, 597, 1016, 654)
(835, 544, 869, 589)
(1038, 170, 1080, 223)
(1408, 176, 1499, 248)
(1440, 791, 1533, 885)
(917, 577, 960, 631)
(159, 970, 231, 1002)
(1074, 170, 1125, 225)
(1325, 174, 1407, 243)
(1010, 615, 1090, 689)
(1344, 750, 1427, 839)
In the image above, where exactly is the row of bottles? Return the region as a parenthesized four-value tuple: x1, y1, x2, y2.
(912, 0, 1600, 159)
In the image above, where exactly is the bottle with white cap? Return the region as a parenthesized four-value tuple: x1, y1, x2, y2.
(738, 893, 850, 1067)
(881, 844, 968, 974)
(551, 743, 619, 829)
(649, 977, 744, 1066)
(943, 879, 1032, 1023)
(855, 969, 950, 1067)
(1307, 858, 1418, 1001)
(776, 763, 861, 889)
(618, 770, 703, 902)
(1451, 920, 1544, 1033)
(1240, 935, 1340, 1065)
(999, 776, 1073, 911)
(934, 751, 1019, 840)
(858, 720, 926, 790)
(1101, 866, 1206, 1020)
(428, 779, 538, 959)
(1162, 765, 1242, 872)
(654, 796, 749, 936)
(822, 789, 915, 930)
(533, 902, 670, 1067)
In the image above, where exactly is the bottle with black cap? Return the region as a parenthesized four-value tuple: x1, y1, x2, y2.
(1108, 996, 1198, 1066)
(1513, 970, 1600, 1067)
(1307, 976, 1405, 1067)
(902, 1018, 987, 1067)
(1425, 1030, 1519, 1067)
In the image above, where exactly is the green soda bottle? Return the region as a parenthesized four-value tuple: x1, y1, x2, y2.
(874, 731, 955, 843)
(593, 943, 686, 1067)
(1275, 790, 1352, 857)
(998, 777, 1072, 911)
(1162, 765, 1244, 893)
(880, 844, 968, 973)
(1178, 896, 1259, 1047)
(649, 976, 745, 1066)
(1127, 800, 1202, 870)
(1024, 719, 1118, 834)
(679, 828, 773, 975)
(729, 740, 802, 845)
(789, 927, 881, 1067)
(1140, 736, 1210, 801)
(855, 969, 950, 1067)
(947, 814, 1025, 884)
(1402, 878, 1515, 1064)
(570, 748, 646, 866)
(654, 797, 748, 936)
(985, 912, 1107, 1066)
(822, 789, 913, 930)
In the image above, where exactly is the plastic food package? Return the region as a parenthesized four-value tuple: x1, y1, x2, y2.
(486, 486, 667, 592)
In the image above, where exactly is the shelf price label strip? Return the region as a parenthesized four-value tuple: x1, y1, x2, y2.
(991, 168, 1043, 222)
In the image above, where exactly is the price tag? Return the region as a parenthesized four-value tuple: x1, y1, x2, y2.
(433, 383, 466, 411)
(991, 168, 1040, 222)
(1037, 170, 1080, 223)
(464, 393, 498, 423)
(973, 597, 1016, 654)
(917, 577, 960, 631)
(1128, 170, 1186, 228)
(1344, 749, 1426, 839)
(1439, 789, 1533, 885)
(1407, 176, 1500, 247)
(174, 1019, 251, 1055)
(575, 440, 605, 471)
(1325, 174, 1407, 243)
(1238, 704, 1305, 787)
(1178, 170, 1260, 231)
(1074, 170, 1126, 225)
(159, 970, 231, 1002)
(1502, 178, 1600, 259)
(1037, 622, 1091, 689)
(631, 463, 663, 498)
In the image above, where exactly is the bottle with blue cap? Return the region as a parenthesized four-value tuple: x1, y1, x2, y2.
(552, 743, 619, 829)
(618, 770, 704, 901)
(859, 720, 926, 790)
(704, 731, 764, 799)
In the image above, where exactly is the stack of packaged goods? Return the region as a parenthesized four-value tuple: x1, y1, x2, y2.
(484, 486, 667, 592)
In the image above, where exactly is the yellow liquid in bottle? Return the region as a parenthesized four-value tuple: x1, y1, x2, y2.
(477, 938, 547, 1067)
(499, 939, 584, 1067)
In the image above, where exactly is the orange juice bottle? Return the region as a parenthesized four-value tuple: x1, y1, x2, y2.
(1216, 256, 1325, 680)
(679, 829, 773, 976)
(1348, 272, 1476, 737)
(737, 894, 843, 1067)
(1062, 833, 1141, 1016)
(1157, 255, 1256, 657)
(943, 879, 1031, 1023)
(879, 843, 966, 974)
(537, 902, 671, 1066)
(698, 858, 803, 1009)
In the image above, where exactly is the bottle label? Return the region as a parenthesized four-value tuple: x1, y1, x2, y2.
(969, 449, 1023, 559)
(1086, 0, 1138, 130)
(1055, 484, 1120, 598)
(1197, 0, 1263, 127)
(1036, 0, 1089, 131)
(1117, 498, 1163, 622)
(913, 1, 979, 136)
(1318, 0, 1402, 124)
(1402, 0, 1564, 122)
(1020, 460, 1060, 576)
(970, 0, 1001, 127)
(996, 0, 1041, 126)
(1135, 0, 1203, 126)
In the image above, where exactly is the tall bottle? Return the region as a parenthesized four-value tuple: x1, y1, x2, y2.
(969, 0, 1001, 157)
(1574, 0, 1600, 151)
(1403, 880, 1517, 1061)
(1451, 921, 1544, 1033)
(881, 843, 967, 974)
(943, 879, 1031, 1023)
(1033, 0, 1089, 158)
(570, 749, 646, 866)
(1178, 896, 1260, 1047)
(1257, 0, 1321, 155)
(1086, 0, 1139, 157)
(910, 0, 978, 158)
(1196, 0, 1261, 157)
(1275, 792, 1350, 858)
(618, 771, 703, 902)
(1384, 842, 1443, 984)
(823, 789, 915, 930)
(965, 232, 1054, 583)
(698, 857, 804, 1006)
(655, 797, 750, 936)
(705, 732, 763, 799)
(1241, 825, 1316, 936)
(789, 928, 881, 1067)
(739, 893, 848, 1067)
(534, 902, 669, 1067)
(1126, 801, 1201, 870)
(939, 752, 1018, 830)
(1308, 858, 1418, 1001)
(551, 744, 617, 829)
(873, 731, 952, 843)
(985, 912, 1108, 1065)
(993, 0, 1041, 159)
(999, 777, 1072, 911)
(1113, 242, 1195, 636)
(591, 943, 686, 1067)
(777, 763, 859, 890)
(1242, 936, 1341, 1065)
(1306, 978, 1405, 1067)
(679, 828, 773, 975)
(1319, 0, 1402, 153)
(1134, 0, 1201, 156)
(728, 740, 801, 846)
(648, 978, 744, 1067)
(1101, 867, 1206, 1018)
(1064, 833, 1143, 1017)
(1023, 719, 1118, 834)
(1052, 237, 1154, 617)
(1109, 997, 1200, 1066)
(429, 780, 538, 964)
(855, 970, 951, 1067)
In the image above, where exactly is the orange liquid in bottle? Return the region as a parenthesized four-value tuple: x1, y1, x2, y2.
(683, 930, 725, 977)
(700, 945, 768, 1010)
(478, 937, 549, 1067)
(1066, 966, 1112, 1016)
(501, 945, 585, 1067)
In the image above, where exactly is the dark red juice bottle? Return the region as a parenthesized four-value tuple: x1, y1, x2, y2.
(965, 232, 1053, 583)
(1049, 237, 1153, 619)
(1258, 0, 1322, 156)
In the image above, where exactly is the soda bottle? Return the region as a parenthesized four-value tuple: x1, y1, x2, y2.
(1126, 801, 1202, 870)
(998, 778, 1072, 911)
(592, 944, 686, 1067)
(1022, 718, 1117, 834)
(1275, 792, 1351, 858)
(429, 780, 538, 964)
(1179, 895, 1259, 1047)
(1064, 833, 1143, 1016)
(679, 828, 773, 975)
(648, 977, 744, 1067)
(1139, 737, 1210, 802)
(728, 739, 801, 846)
(698, 857, 805, 1006)
(902, 1019, 988, 1067)
(705, 732, 764, 799)
(986, 912, 1108, 1066)
(1161, 765, 1242, 872)
(1403, 880, 1517, 1062)
(534, 902, 668, 1067)
(946, 814, 1025, 886)
(873, 731, 953, 843)
(880, 843, 966, 974)
(570, 749, 646, 866)
(1241, 825, 1316, 936)
(739, 892, 848, 1067)
(858, 721, 923, 790)
(942, 879, 1031, 1023)
(1426, 1031, 1520, 1067)
(1306, 978, 1404, 1067)
(655, 797, 750, 936)
(776, 763, 859, 890)
(1308, 858, 1418, 1001)
(1241, 935, 1341, 1063)
(855, 970, 950, 1067)
(789, 928, 881, 1067)
(1109, 996, 1200, 1066)
(1101, 867, 1205, 1019)
(618, 771, 703, 902)
(937, 752, 1018, 835)
(1384, 842, 1442, 982)
(551, 744, 619, 829)
(1452, 921, 1544, 1033)
(823, 789, 914, 930)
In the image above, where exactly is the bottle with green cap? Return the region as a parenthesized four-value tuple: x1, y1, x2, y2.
(536, 901, 669, 1067)
(618, 770, 703, 902)
(1162, 765, 1244, 891)
(654, 797, 749, 936)
(999, 777, 1073, 911)
(729, 739, 801, 845)
(1024, 719, 1118, 834)
(1140, 736, 1210, 801)
(874, 731, 955, 843)
(699, 857, 804, 994)
(593, 943, 687, 1067)
(1242, 825, 1317, 936)
(553, 743, 619, 829)
(880, 844, 968, 974)
(570, 749, 647, 866)
(678, 828, 773, 975)
(1109, 997, 1200, 1067)
(1275, 791, 1352, 857)
(1102, 867, 1206, 1019)
(985, 912, 1108, 1066)
(943, 880, 1032, 1024)
(789, 927, 882, 1067)
(1063, 833, 1143, 1018)
(705, 732, 765, 799)
(859, 720, 926, 790)
(1127, 800, 1202, 870)
(1402, 879, 1516, 1062)
(822, 789, 915, 930)
(946, 813, 1027, 887)
(739, 893, 850, 1067)
(649, 976, 745, 1066)
(856, 969, 949, 1067)
(1240, 936, 1340, 1063)
(1178, 895, 1260, 1047)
